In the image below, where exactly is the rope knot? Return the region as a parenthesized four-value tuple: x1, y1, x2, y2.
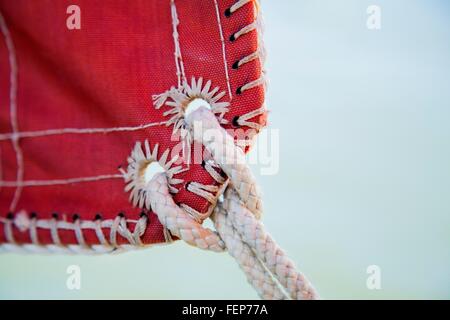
(143, 107, 319, 300)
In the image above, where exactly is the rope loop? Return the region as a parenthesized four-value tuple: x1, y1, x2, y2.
(147, 173, 225, 252)
(147, 106, 319, 300)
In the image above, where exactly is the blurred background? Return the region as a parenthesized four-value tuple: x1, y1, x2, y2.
(0, 0, 449, 299)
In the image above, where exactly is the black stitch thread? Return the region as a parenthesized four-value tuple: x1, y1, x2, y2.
(232, 60, 240, 69)
(30, 212, 37, 219)
(118, 212, 125, 218)
(6, 212, 13, 220)
(224, 8, 231, 17)
(52, 212, 59, 219)
(72, 214, 80, 221)
(229, 33, 236, 42)
(236, 86, 243, 95)
(232, 116, 240, 127)
(94, 213, 102, 221)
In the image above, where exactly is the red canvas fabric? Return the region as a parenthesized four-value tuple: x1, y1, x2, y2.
(0, 0, 265, 247)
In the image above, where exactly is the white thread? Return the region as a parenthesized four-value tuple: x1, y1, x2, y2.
(50, 217, 62, 246)
(110, 216, 121, 247)
(170, 0, 187, 87)
(74, 218, 87, 247)
(204, 159, 226, 184)
(30, 216, 39, 245)
(4, 218, 15, 243)
(227, 0, 267, 131)
(233, 21, 257, 41)
(0, 121, 168, 141)
(179, 203, 207, 223)
(236, 51, 259, 69)
(163, 227, 174, 243)
(94, 218, 109, 246)
(229, 0, 252, 13)
(186, 182, 219, 204)
(240, 75, 265, 94)
(0, 174, 123, 187)
(0, 11, 24, 212)
(213, 0, 233, 100)
(237, 106, 266, 130)
(0, 243, 159, 255)
(0, 214, 153, 251)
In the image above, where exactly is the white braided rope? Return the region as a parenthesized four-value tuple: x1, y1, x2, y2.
(211, 203, 286, 300)
(216, 188, 319, 300)
(147, 106, 319, 300)
(188, 107, 263, 218)
(147, 173, 225, 252)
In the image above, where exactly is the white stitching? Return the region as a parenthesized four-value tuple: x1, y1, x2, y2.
(170, 0, 187, 87)
(236, 105, 265, 130)
(224, 1, 267, 131)
(239, 75, 264, 94)
(179, 203, 208, 223)
(232, 21, 257, 41)
(204, 159, 226, 184)
(109, 216, 121, 247)
(180, 178, 229, 223)
(0, 213, 151, 250)
(0, 243, 168, 254)
(229, 0, 252, 13)
(74, 217, 87, 247)
(213, 0, 233, 100)
(0, 174, 123, 187)
(94, 218, 109, 246)
(50, 216, 62, 246)
(30, 216, 39, 245)
(4, 217, 15, 243)
(0, 11, 24, 212)
(186, 181, 219, 203)
(235, 50, 259, 69)
(0, 121, 169, 141)
(0, 1, 265, 250)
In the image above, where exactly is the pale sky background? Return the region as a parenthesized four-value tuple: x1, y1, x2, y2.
(0, 0, 449, 299)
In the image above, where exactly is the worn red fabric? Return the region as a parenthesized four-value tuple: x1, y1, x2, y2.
(0, 0, 265, 246)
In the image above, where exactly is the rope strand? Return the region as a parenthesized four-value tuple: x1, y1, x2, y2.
(149, 107, 319, 300)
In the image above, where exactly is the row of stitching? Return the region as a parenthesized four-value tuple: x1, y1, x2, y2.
(174, 0, 267, 217)
(0, 10, 24, 212)
(224, 0, 267, 132)
(0, 243, 141, 254)
(0, 211, 153, 249)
